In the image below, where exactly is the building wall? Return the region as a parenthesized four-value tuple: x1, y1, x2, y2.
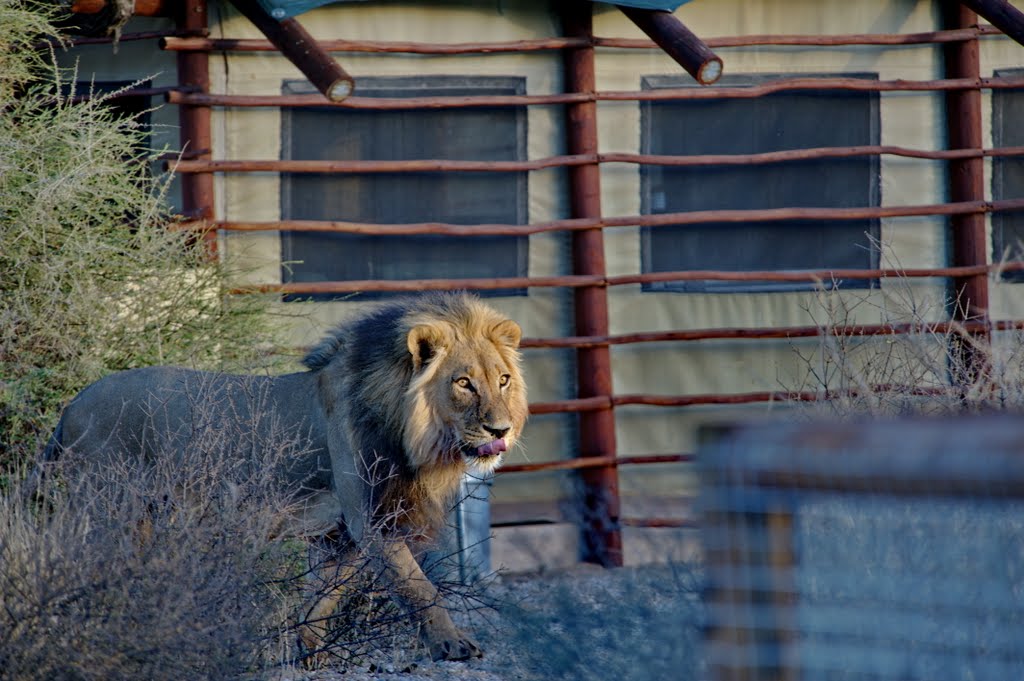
(58, 0, 1024, 512)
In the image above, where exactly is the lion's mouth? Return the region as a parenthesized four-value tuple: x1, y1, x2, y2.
(467, 438, 507, 459)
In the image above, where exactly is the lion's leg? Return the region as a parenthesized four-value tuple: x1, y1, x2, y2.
(379, 539, 483, 661)
(298, 544, 359, 666)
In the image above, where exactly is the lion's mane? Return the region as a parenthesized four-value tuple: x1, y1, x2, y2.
(302, 292, 528, 537)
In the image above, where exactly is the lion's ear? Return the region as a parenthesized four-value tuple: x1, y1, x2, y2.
(407, 323, 450, 372)
(491, 319, 522, 350)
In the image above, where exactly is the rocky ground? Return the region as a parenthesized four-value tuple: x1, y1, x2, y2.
(275, 562, 704, 681)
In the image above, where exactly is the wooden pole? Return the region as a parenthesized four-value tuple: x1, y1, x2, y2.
(159, 26, 1002, 54)
(561, 1, 623, 568)
(226, 0, 354, 101)
(943, 3, 990, 383)
(164, 74, 1024, 109)
(960, 0, 1024, 46)
(618, 6, 723, 84)
(175, 0, 216, 253)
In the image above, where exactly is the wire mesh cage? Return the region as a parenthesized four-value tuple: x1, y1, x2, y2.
(698, 415, 1024, 681)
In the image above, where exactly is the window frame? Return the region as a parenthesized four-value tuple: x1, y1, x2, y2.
(278, 75, 530, 300)
(992, 67, 1024, 283)
(639, 72, 882, 294)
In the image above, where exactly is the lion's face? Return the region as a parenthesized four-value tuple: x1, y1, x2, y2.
(403, 313, 528, 473)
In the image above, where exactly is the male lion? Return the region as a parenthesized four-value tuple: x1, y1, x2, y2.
(42, 292, 528, 662)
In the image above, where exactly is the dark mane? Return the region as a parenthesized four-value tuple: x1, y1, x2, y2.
(300, 293, 477, 372)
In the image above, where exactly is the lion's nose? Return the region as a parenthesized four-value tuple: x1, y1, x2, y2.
(483, 424, 510, 440)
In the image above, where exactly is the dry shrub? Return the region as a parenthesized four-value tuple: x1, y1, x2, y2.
(0, 0, 280, 474)
(790, 254, 1024, 418)
(1, 373, 490, 679)
(0, 379, 310, 680)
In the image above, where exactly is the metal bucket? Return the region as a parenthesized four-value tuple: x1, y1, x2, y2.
(424, 472, 493, 585)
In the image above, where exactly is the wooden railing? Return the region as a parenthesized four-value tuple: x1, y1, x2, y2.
(66, 1, 1024, 566)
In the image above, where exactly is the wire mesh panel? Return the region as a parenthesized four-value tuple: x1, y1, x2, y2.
(698, 416, 1024, 681)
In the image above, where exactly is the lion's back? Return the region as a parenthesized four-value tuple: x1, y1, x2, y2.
(57, 367, 330, 487)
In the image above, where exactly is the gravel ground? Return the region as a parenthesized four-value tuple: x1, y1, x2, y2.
(274, 562, 704, 681)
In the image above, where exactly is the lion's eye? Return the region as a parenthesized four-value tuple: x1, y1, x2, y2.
(455, 377, 474, 391)
(498, 374, 511, 387)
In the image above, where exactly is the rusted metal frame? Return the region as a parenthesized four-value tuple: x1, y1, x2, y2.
(175, 0, 216, 251)
(561, 2, 623, 569)
(520, 318, 1024, 350)
(225, 0, 353, 102)
(166, 144, 1024, 175)
(944, 5, 991, 391)
(960, 0, 1024, 47)
(164, 75, 1024, 108)
(230, 256, 1024, 296)
(199, 197, 1024, 239)
(618, 6, 723, 84)
(159, 26, 1003, 54)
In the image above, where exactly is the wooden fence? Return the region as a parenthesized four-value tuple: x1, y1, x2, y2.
(63, 0, 1024, 568)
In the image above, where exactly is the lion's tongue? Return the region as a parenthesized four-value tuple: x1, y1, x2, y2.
(476, 439, 507, 457)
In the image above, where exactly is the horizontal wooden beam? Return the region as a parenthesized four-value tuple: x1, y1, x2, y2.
(157, 26, 1006, 54)
(164, 74, 1024, 109)
(619, 6, 722, 84)
(183, 197, 1024, 239)
(226, 259, 1024, 297)
(499, 453, 693, 474)
(519, 318, 1024, 349)
(528, 385, 966, 417)
(166, 144, 1024, 175)
(226, 0, 353, 101)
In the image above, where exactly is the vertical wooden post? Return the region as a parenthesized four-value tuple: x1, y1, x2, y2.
(176, 0, 216, 252)
(943, 3, 990, 381)
(560, 1, 623, 568)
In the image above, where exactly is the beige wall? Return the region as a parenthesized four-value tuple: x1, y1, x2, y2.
(61, 0, 1024, 506)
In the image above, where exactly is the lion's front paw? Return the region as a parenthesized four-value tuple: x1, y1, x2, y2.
(430, 634, 483, 661)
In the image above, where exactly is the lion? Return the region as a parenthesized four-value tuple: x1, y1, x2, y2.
(41, 291, 528, 662)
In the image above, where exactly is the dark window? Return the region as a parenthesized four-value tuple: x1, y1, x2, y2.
(280, 76, 528, 300)
(640, 74, 881, 293)
(67, 80, 152, 158)
(993, 68, 1024, 281)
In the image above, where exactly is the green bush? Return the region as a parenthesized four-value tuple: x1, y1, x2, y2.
(0, 0, 279, 473)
